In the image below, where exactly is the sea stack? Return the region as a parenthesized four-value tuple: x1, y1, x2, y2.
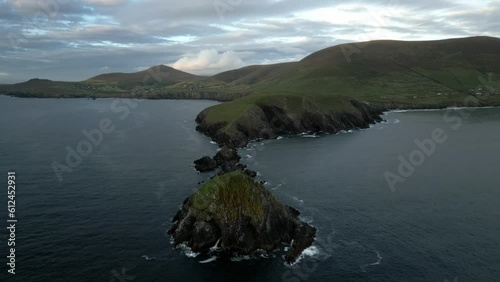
(168, 171, 316, 264)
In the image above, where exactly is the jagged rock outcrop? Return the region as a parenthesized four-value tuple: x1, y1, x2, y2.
(196, 98, 384, 148)
(194, 146, 253, 176)
(168, 171, 316, 264)
(194, 156, 218, 172)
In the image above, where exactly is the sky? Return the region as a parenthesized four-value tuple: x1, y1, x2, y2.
(0, 0, 499, 83)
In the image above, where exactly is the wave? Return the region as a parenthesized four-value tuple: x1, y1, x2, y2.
(271, 183, 282, 190)
(299, 215, 314, 224)
(287, 246, 321, 266)
(179, 243, 200, 258)
(199, 256, 218, 264)
(360, 250, 383, 272)
(141, 255, 171, 261)
(292, 196, 304, 204)
(390, 106, 500, 114)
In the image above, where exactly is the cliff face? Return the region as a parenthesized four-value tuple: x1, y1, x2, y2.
(196, 97, 384, 148)
(168, 171, 316, 264)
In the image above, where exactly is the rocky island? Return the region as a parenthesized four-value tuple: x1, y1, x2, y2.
(168, 171, 316, 264)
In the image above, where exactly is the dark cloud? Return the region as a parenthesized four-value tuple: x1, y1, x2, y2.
(0, 0, 499, 83)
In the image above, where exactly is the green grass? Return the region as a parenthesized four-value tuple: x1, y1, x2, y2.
(189, 171, 277, 226)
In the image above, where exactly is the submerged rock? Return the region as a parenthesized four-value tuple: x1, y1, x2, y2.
(244, 169, 257, 178)
(168, 171, 316, 264)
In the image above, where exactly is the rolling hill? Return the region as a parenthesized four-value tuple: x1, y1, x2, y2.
(86, 65, 203, 86)
(1, 36, 500, 145)
(195, 36, 500, 146)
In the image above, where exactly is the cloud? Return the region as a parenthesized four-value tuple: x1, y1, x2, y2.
(83, 0, 127, 6)
(1, 0, 499, 83)
(0, 72, 10, 77)
(171, 49, 245, 75)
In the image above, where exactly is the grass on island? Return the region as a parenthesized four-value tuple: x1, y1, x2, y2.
(188, 171, 281, 226)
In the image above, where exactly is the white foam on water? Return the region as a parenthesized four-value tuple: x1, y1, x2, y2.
(393, 119, 400, 124)
(142, 255, 169, 261)
(142, 255, 152, 261)
(292, 196, 304, 204)
(179, 243, 200, 258)
(299, 215, 314, 224)
(199, 256, 218, 264)
(302, 134, 320, 138)
(277, 136, 284, 140)
(210, 141, 217, 145)
(288, 246, 321, 266)
(360, 250, 383, 272)
(388, 106, 500, 114)
(271, 183, 282, 190)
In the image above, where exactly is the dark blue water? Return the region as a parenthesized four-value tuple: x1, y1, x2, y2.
(1, 96, 499, 282)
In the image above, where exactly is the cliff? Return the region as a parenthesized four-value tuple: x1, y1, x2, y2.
(196, 95, 384, 147)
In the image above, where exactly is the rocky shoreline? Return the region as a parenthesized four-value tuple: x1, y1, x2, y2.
(195, 99, 385, 148)
(195, 98, 500, 148)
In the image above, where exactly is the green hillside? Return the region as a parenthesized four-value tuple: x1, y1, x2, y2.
(1, 36, 500, 111)
(196, 36, 500, 138)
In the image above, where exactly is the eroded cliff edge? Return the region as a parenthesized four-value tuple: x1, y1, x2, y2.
(195, 96, 384, 148)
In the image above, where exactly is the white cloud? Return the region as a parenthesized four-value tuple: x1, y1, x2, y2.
(0, 72, 10, 77)
(83, 0, 126, 6)
(171, 49, 245, 75)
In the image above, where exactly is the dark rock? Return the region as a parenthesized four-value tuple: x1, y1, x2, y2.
(214, 146, 241, 165)
(287, 206, 301, 217)
(168, 172, 316, 264)
(244, 169, 257, 178)
(194, 156, 218, 172)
